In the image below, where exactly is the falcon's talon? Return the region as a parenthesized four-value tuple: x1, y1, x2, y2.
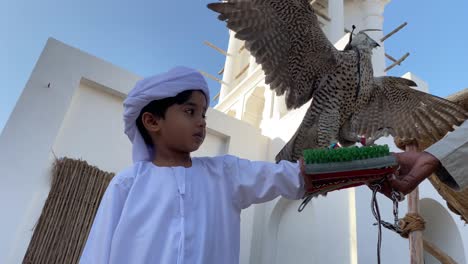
(328, 142, 342, 149)
(359, 136, 367, 146)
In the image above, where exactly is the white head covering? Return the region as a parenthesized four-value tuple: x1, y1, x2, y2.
(123, 66, 210, 163)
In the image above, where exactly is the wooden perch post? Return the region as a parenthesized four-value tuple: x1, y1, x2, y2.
(406, 143, 424, 264)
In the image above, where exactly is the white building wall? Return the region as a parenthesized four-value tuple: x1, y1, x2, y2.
(2, 1, 467, 261)
(353, 74, 467, 264)
(214, 1, 467, 263)
(0, 38, 139, 264)
(360, 0, 389, 76)
(420, 197, 467, 264)
(53, 80, 133, 173)
(249, 189, 357, 264)
(0, 38, 269, 264)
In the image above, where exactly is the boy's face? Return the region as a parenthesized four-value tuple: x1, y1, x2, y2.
(155, 91, 207, 154)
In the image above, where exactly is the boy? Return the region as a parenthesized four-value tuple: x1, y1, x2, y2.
(80, 66, 305, 263)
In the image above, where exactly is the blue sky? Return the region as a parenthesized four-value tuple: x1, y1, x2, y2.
(1, 0, 467, 132)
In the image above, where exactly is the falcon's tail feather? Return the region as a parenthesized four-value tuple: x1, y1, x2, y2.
(275, 114, 319, 163)
(275, 132, 300, 163)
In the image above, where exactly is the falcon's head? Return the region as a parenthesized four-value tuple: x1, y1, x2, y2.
(350, 31, 381, 50)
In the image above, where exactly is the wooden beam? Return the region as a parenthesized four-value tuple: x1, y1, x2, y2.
(385, 53, 399, 63)
(198, 70, 228, 86)
(204, 41, 229, 56)
(314, 8, 331, 22)
(212, 92, 220, 102)
(406, 143, 424, 264)
(235, 64, 250, 80)
(381, 22, 408, 42)
(384, 52, 410, 72)
(423, 240, 458, 264)
(312, 0, 327, 10)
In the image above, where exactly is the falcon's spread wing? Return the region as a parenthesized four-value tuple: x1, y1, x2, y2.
(208, 0, 340, 109)
(351, 77, 468, 143)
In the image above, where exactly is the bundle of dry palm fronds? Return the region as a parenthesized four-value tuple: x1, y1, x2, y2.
(23, 158, 114, 264)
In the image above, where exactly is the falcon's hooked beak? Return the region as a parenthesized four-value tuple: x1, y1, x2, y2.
(359, 29, 382, 48)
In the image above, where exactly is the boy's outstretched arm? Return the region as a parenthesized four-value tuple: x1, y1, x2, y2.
(224, 155, 305, 209)
(79, 176, 132, 263)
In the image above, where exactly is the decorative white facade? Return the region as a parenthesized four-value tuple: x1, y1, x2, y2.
(213, 0, 467, 263)
(0, 1, 466, 263)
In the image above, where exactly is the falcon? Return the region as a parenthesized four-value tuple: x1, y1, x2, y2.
(208, 0, 468, 162)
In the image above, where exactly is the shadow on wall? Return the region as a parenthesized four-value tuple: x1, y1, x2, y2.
(420, 198, 466, 264)
(268, 137, 286, 162)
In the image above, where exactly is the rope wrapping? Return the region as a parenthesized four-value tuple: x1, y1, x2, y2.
(398, 213, 426, 239)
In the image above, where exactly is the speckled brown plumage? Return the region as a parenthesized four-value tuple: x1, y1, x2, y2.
(208, 0, 468, 162)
